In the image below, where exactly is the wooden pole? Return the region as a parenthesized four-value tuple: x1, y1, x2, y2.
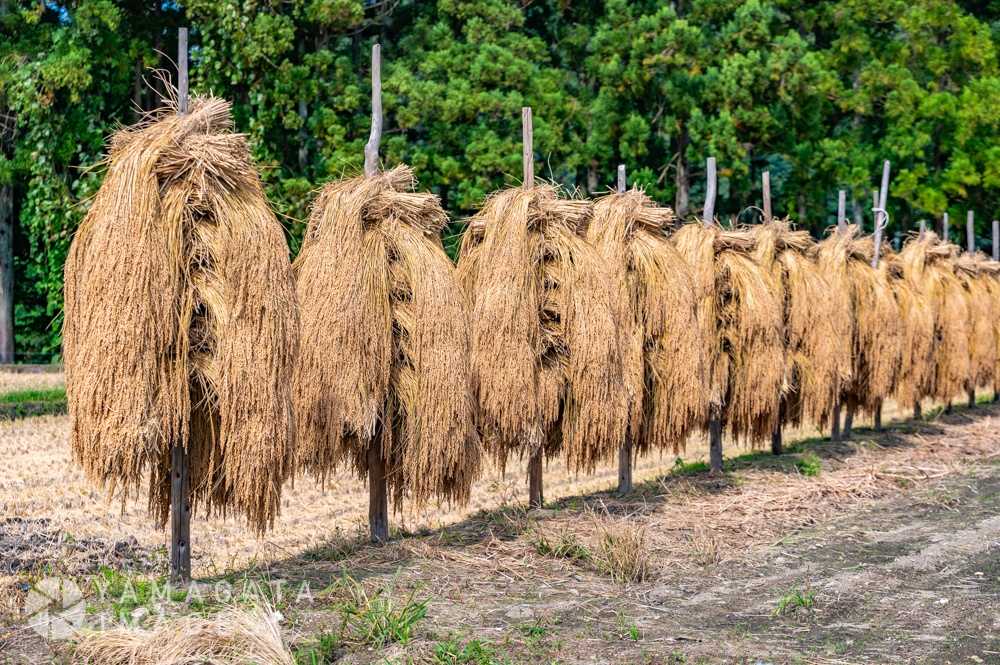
(993, 220, 999, 262)
(171, 27, 192, 584)
(919, 219, 926, 238)
(967, 211, 975, 256)
(703, 158, 723, 473)
(831, 404, 841, 442)
(873, 400, 882, 432)
(616, 163, 632, 493)
(703, 158, 716, 226)
(943, 212, 949, 244)
(364, 44, 382, 179)
(364, 44, 389, 541)
(368, 422, 389, 542)
(843, 409, 854, 439)
(762, 171, 771, 222)
(522, 107, 534, 190)
(523, 107, 543, 507)
(872, 161, 890, 269)
(837, 190, 847, 234)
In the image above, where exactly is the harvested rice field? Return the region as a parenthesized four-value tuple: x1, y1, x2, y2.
(3, 370, 1000, 664)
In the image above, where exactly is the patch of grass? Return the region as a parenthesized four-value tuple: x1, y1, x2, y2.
(301, 534, 362, 562)
(334, 571, 429, 648)
(431, 637, 510, 664)
(592, 508, 652, 583)
(528, 528, 589, 562)
(795, 454, 821, 477)
(294, 632, 340, 665)
(773, 577, 817, 616)
(671, 458, 710, 475)
(616, 611, 640, 642)
(0, 388, 66, 403)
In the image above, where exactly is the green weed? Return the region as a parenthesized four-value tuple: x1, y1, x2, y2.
(335, 571, 429, 648)
(773, 577, 817, 615)
(795, 454, 821, 477)
(431, 637, 510, 664)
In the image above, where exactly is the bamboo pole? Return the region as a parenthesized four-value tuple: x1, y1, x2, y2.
(943, 212, 950, 244)
(170, 27, 192, 584)
(364, 44, 389, 542)
(993, 220, 999, 262)
(703, 159, 723, 474)
(616, 164, 633, 493)
(523, 107, 543, 507)
(968, 210, 977, 410)
(838, 190, 847, 235)
(762, 171, 771, 222)
(919, 219, 926, 238)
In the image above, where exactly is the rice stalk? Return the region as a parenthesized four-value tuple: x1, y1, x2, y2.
(293, 166, 480, 510)
(588, 189, 705, 455)
(672, 222, 784, 445)
(751, 220, 844, 428)
(64, 96, 299, 534)
(955, 252, 996, 393)
(458, 185, 628, 475)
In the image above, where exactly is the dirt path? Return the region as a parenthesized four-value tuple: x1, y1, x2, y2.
(3, 404, 1000, 664)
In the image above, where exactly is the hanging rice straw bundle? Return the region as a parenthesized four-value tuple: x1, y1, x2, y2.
(458, 185, 628, 476)
(293, 166, 480, 510)
(587, 189, 705, 455)
(672, 222, 784, 445)
(884, 238, 935, 410)
(64, 97, 299, 535)
(751, 220, 844, 429)
(812, 225, 901, 417)
(954, 252, 996, 395)
(896, 232, 969, 403)
(981, 261, 1000, 393)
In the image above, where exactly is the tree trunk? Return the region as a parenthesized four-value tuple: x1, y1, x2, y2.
(617, 435, 633, 494)
(674, 123, 689, 229)
(587, 164, 599, 197)
(298, 99, 309, 172)
(134, 57, 144, 121)
(709, 411, 723, 474)
(831, 404, 841, 442)
(528, 452, 543, 508)
(843, 409, 854, 439)
(0, 184, 13, 364)
(368, 439, 389, 542)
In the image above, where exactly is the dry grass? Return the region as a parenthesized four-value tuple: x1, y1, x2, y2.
(887, 237, 936, 409)
(955, 252, 997, 393)
(672, 222, 784, 445)
(63, 96, 298, 535)
(897, 233, 970, 403)
(751, 220, 844, 429)
(590, 506, 652, 584)
(458, 185, 628, 475)
(813, 226, 901, 417)
(0, 371, 65, 395)
(72, 600, 293, 664)
(293, 165, 479, 509)
(587, 189, 705, 454)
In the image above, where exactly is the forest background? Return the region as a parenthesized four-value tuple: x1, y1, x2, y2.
(2, 0, 1000, 360)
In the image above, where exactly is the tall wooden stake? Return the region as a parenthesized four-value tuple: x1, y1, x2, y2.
(919, 219, 926, 238)
(993, 220, 999, 262)
(967, 211, 975, 256)
(171, 27, 192, 584)
(703, 158, 723, 474)
(837, 190, 847, 235)
(843, 409, 854, 439)
(872, 161, 890, 269)
(522, 107, 544, 508)
(943, 212, 949, 244)
(616, 164, 633, 493)
(364, 44, 389, 542)
(762, 171, 772, 222)
(831, 404, 841, 442)
(968, 210, 977, 409)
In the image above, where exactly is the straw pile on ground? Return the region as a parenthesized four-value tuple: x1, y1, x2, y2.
(457, 185, 628, 475)
(587, 189, 705, 454)
(672, 222, 784, 445)
(955, 252, 997, 395)
(751, 220, 844, 429)
(73, 602, 293, 665)
(293, 166, 480, 510)
(884, 237, 935, 410)
(63, 97, 299, 534)
(812, 225, 901, 417)
(896, 233, 969, 404)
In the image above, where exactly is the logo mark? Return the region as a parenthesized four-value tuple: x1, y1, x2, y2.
(25, 577, 86, 640)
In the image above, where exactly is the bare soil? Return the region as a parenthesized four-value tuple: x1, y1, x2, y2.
(3, 374, 1000, 664)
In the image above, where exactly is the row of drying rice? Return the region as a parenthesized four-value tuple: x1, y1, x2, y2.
(64, 98, 1000, 541)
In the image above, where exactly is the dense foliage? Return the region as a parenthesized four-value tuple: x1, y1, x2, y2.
(2, 0, 999, 358)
